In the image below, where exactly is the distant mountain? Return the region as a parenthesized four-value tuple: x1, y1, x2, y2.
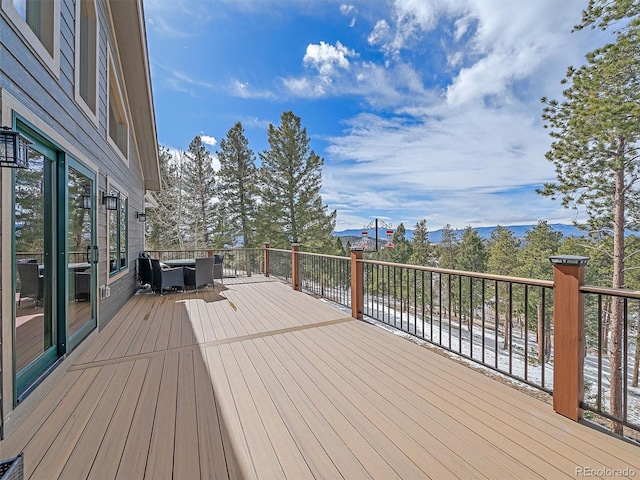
(334, 224, 587, 244)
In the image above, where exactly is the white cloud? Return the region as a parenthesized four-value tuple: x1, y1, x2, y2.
(322, 103, 567, 230)
(368, 20, 391, 46)
(229, 79, 275, 99)
(340, 4, 356, 16)
(303, 41, 356, 77)
(201, 135, 217, 146)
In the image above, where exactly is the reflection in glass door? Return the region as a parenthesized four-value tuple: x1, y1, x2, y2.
(14, 151, 55, 387)
(67, 163, 96, 348)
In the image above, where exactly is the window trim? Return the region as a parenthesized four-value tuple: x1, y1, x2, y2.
(74, 0, 99, 124)
(105, 177, 129, 283)
(106, 50, 129, 166)
(1, 0, 61, 77)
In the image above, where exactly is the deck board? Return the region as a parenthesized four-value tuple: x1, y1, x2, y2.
(144, 352, 178, 480)
(57, 362, 135, 479)
(346, 321, 640, 467)
(2, 280, 639, 480)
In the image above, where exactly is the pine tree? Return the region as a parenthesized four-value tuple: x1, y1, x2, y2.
(437, 224, 458, 269)
(182, 136, 217, 249)
(540, 4, 640, 433)
(217, 122, 259, 248)
(516, 221, 562, 363)
(456, 226, 487, 273)
(335, 236, 347, 256)
(147, 147, 185, 250)
(575, 0, 640, 32)
(388, 223, 412, 264)
(486, 226, 521, 349)
(258, 111, 336, 251)
(408, 219, 433, 266)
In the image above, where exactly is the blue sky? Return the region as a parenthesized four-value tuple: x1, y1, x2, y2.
(144, 0, 609, 231)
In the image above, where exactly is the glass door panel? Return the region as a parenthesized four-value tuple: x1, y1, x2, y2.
(67, 163, 96, 348)
(14, 151, 55, 380)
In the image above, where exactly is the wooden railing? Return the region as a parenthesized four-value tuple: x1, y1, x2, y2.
(33, 244, 632, 438)
(281, 247, 637, 440)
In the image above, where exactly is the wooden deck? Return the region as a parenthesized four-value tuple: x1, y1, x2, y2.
(1, 279, 639, 479)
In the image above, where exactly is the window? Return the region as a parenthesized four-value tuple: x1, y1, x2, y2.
(3, 0, 60, 73)
(108, 57, 128, 159)
(76, 0, 97, 116)
(14, 0, 54, 55)
(107, 184, 128, 276)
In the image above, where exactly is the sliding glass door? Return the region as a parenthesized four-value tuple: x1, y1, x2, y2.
(66, 161, 97, 350)
(14, 146, 57, 395)
(13, 127, 98, 399)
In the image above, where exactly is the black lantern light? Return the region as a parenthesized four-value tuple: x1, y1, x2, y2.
(0, 126, 31, 169)
(136, 212, 147, 222)
(102, 191, 119, 210)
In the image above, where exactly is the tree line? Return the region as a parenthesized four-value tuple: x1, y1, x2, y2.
(146, 111, 337, 253)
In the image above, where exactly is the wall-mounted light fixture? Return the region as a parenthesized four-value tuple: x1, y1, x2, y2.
(81, 193, 92, 209)
(102, 191, 119, 210)
(136, 212, 147, 222)
(0, 126, 31, 169)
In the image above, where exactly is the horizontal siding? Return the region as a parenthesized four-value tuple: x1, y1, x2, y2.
(1, 0, 152, 378)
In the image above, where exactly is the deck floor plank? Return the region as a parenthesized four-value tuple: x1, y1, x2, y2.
(57, 361, 135, 480)
(217, 343, 287, 479)
(333, 322, 592, 477)
(139, 294, 170, 354)
(179, 301, 195, 348)
(28, 364, 119, 480)
(0, 369, 83, 454)
(12, 368, 102, 479)
(229, 341, 318, 479)
(260, 334, 403, 479)
(172, 350, 201, 479)
(152, 296, 177, 352)
(77, 294, 147, 363)
(271, 331, 444, 480)
(299, 325, 547, 479)
(290, 326, 493, 479)
(3, 280, 640, 480)
(144, 352, 179, 480)
(86, 359, 151, 480)
(192, 345, 231, 480)
(166, 296, 183, 350)
(205, 345, 259, 479)
(116, 355, 165, 479)
(249, 336, 373, 479)
(347, 320, 640, 469)
(240, 339, 346, 479)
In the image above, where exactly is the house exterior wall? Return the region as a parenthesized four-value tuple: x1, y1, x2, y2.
(0, 0, 158, 433)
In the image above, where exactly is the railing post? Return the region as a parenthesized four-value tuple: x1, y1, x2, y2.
(292, 244, 301, 291)
(550, 255, 589, 422)
(264, 243, 270, 277)
(351, 247, 364, 320)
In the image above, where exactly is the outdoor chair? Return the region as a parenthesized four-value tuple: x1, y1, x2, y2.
(150, 259, 184, 294)
(138, 256, 153, 287)
(17, 262, 44, 307)
(214, 254, 224, 284)
(184, 257, 215, 292)
(74, 270, 91, 301)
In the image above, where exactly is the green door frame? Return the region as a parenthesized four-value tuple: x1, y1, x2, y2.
(13, 125, 60, 400)
(12, 119, 98, 401)
(65, 157, 98, 351)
